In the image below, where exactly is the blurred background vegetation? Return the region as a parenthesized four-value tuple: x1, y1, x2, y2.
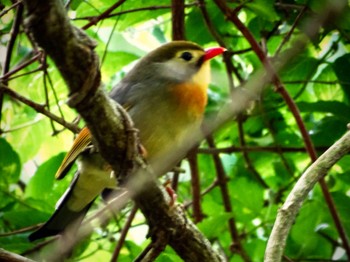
(1, 0, 350, 261)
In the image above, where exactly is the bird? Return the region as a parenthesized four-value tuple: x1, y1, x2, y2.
(28, 41, 225, 242)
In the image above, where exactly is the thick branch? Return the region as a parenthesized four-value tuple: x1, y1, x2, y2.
(134, 181, 223, 261)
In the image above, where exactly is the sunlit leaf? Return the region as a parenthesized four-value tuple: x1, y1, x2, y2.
(25, 153, 65, 200)
(0, 138, 21, 187)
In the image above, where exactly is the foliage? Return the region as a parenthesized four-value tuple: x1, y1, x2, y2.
(1, 0, 350, 261)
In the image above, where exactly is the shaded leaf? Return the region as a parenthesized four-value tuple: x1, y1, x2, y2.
(333, 53, 350, 102)
(246, 0, 279, 22)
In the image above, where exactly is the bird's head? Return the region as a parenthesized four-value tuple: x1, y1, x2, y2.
(127, 41, 226, 86)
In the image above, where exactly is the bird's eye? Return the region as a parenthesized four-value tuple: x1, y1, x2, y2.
(180, 51, 193, 61)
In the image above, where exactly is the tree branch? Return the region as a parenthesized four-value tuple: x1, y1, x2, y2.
(1, 85, 80, 134)
(0, 2, 23, 123)
(81, 0, 126, 30)
(0, 249, 35, 262)
(187, 147, 204, 223)
(206, 135, 250, 261)
(265, 129, 350, 262)
(171, 0, 185, 40)
(197, 145, 332, 154)
(110, 205, 138, 262)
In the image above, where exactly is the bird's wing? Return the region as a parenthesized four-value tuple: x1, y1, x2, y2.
(55, 85, 135, 180)
(55, 127, 92, 180)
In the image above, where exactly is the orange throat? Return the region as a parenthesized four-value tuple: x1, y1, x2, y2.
(171, 82, 208, 118)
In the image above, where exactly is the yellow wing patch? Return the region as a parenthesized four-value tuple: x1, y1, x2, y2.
(55, 127, 92, 180)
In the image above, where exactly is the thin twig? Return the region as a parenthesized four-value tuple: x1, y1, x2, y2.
(42, 56, 57, 133)
(0, 52, 43, 81)
(284, 80, 340, 85)
(0, 1, 22, 17)
(0, 2, 23, 123)
(184, 179, 219, 209)
(1, 85, 79, 133)
(44, 60, 68, 135)
(274, 6, 308, 56)
(197, 145, 330, 154)
(171, 0, 185, 40)
(187, 148, 203, 223)
(237, 115, 268, 188)
(110, 205, 138, 262)
(171, 162, 182, 192)
(198, 0, 241, 87)
(274, 3, 306, 11)
(74, 3, 197, 21)
(258, 103, 294, 177)
(134, 242, 153, 262)
(1, 4, 23, 81)
(81, 0, 126, 30)
(206, 135, 251, 261)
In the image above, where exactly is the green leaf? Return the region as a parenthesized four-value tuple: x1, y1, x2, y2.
(245, 238, 267, 262)
(248, 17, 276, 40)
(96, 30, 146, 56)
(230, 177, 264, 216)
(0, 138, 21, 187)
(0, 191, 16, 210)
(185, 8, 214, 45)
(246, 0, 279, 22)
(2, 209, 44, 228)
(25, 152, 65, 200)
(0, 235, 32, 254)
(152, 26, 167, 44)
(312, 65, 342, 101)
(197, 212, 234, 239)
(333, 53, 350, 102)
(331, 192, 350, 235)
(70, 0, 84, 10)
(297, 101, 350, 121)
(280, 53, 319, 96)
(309, 116, 347, 146)
(288, 199, 334, 258)
(5, 118, 48, 163)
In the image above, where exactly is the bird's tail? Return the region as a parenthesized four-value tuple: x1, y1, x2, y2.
(28, 173, 94, 242)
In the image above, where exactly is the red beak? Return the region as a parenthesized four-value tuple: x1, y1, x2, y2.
(203, 47, 226, 61)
